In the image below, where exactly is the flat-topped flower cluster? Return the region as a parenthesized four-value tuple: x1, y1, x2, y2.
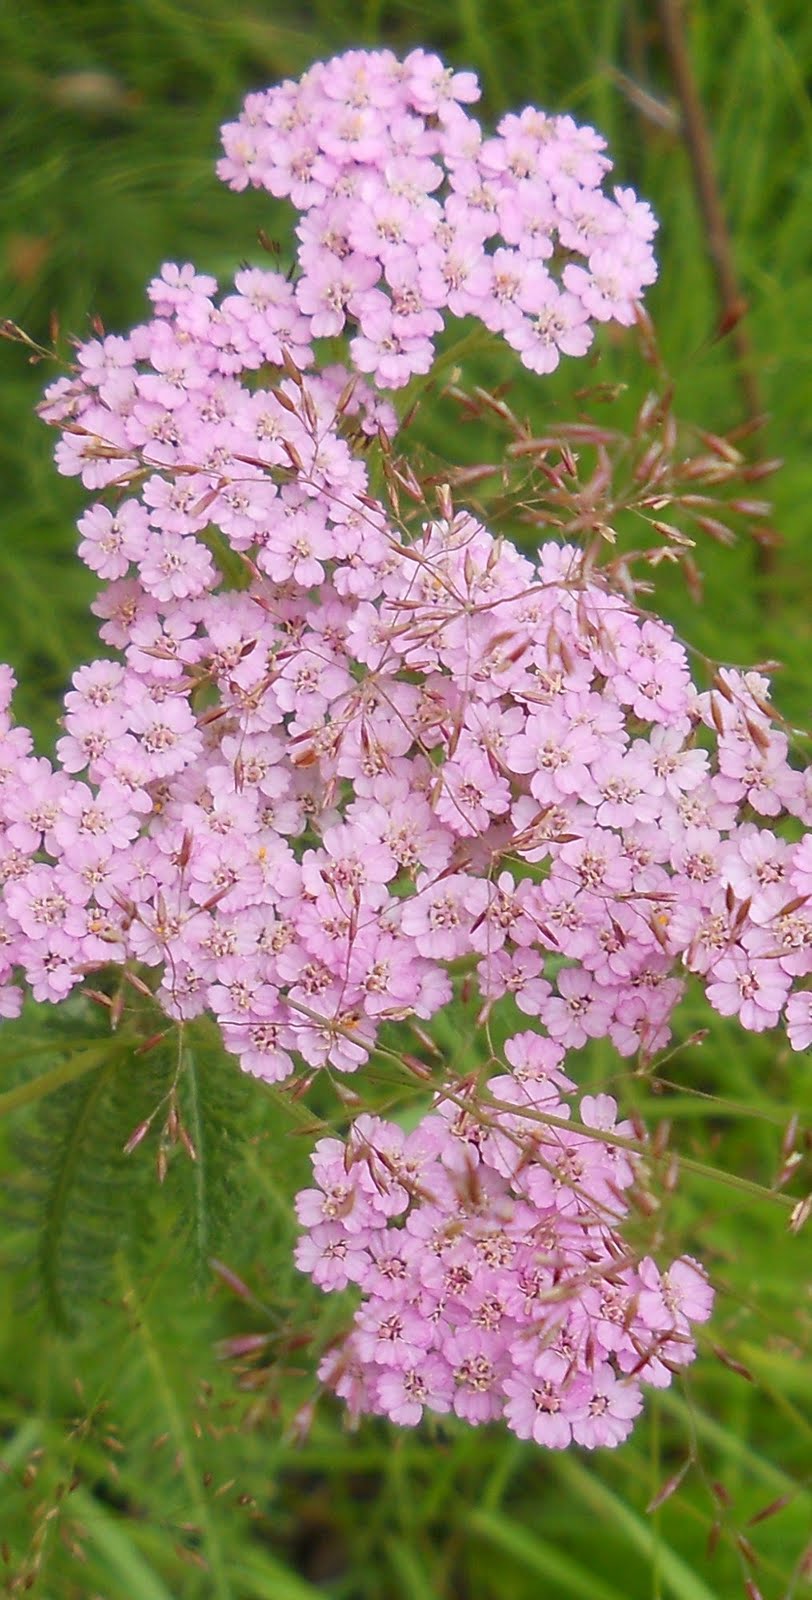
(4, 352, 811, 1061)
(219, 46, 657, 384)
(1, 47, 807, 1446)
(297, 1055, 713, 1444)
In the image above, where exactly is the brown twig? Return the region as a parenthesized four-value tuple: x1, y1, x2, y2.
(657, 0, 776, 593)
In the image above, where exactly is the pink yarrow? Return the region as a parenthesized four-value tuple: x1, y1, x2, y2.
(0, 46, 807, 1457)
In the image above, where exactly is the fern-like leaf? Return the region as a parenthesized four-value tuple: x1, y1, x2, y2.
(11, 1011, 260, 1327)
(170, 1021, 258, 1288)
(17, 1035, 170, 1328)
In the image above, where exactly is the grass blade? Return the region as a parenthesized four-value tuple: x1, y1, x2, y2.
(70, 1486, 176, 1600)
(470, 1507, 623, 1600)
(556, 1457, 718, 1600)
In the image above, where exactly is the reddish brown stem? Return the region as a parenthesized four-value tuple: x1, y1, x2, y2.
(657, 0, 776, 592)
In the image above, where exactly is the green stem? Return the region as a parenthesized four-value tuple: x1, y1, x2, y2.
(478, 1089, 798, 1210)
(276, 1000, 800, 1213)
(0, 1041, 123, 1118)
(181, 1038, 211, 1284)
(116, 1262, 233, 1600)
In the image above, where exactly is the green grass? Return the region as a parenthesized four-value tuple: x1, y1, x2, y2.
(1, 2, 811, 1597)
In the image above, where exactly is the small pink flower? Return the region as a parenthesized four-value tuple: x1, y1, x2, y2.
(706, 947, 790, 1032)
(569, 1366, 642, 1448)
(786, 991, 812, 1051)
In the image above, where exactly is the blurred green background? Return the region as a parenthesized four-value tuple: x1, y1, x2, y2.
(1, 3, 810, 1598)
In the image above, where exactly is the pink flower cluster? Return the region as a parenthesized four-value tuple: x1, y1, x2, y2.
(4, 321, 812, 1060)
(218, 47, 657, 384)
(1, 47, 808, 1447)
(295, 1043, 713, 1445)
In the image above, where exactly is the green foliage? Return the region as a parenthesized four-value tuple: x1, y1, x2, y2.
(4, 1006, 258, 1327)
(1, 2, 811, 1598)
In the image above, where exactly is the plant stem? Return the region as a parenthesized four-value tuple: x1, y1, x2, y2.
(657, 0, 776, 592)
(0, 1042, 118, 1118)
